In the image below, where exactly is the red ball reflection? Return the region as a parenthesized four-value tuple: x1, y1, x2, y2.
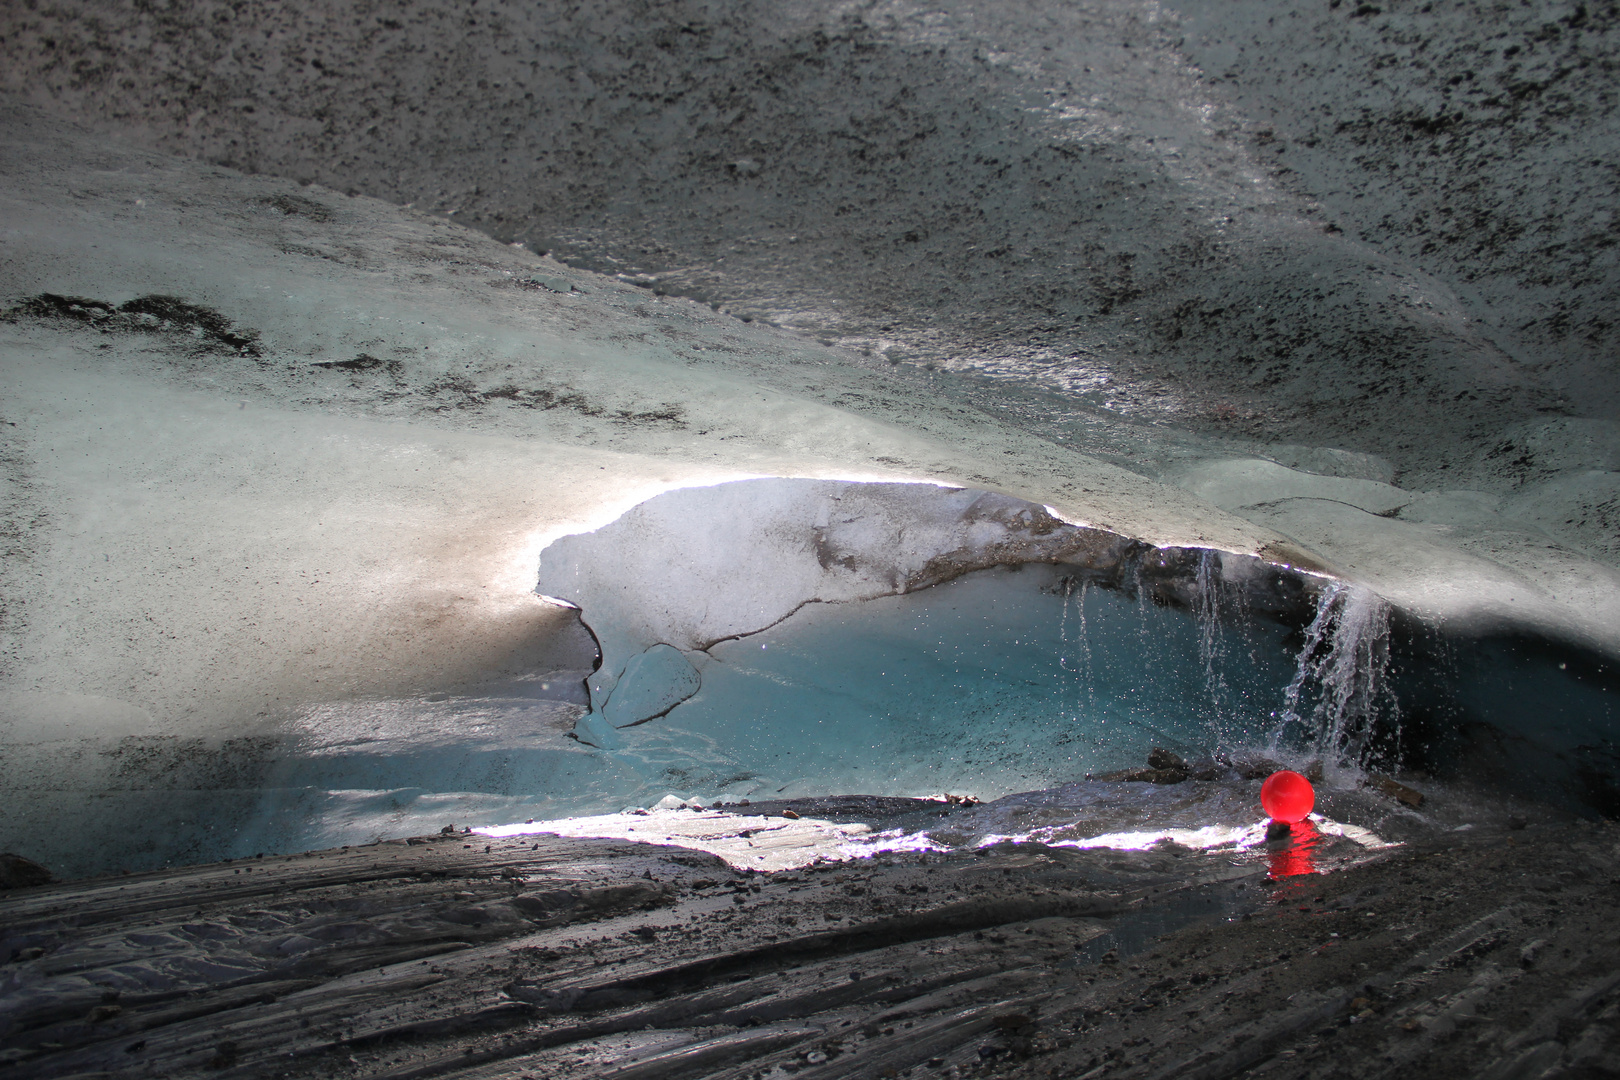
(1267, 818, 1322, 879)
(1261, 769, 1315, 823)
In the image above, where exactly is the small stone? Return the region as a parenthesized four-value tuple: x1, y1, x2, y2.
(0, 853, 52, 890)
(1365, 775, 1425, 808)
(1147, 748, 1188, 772)
(782, 809, 800, 819)
(993, 1012, 1034, 1032)
(1232, 755, 1284, 780)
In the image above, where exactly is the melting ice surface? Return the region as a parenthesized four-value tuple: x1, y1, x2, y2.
(38, 476, 1604, 878)
(263, 478, 1615, 873)
(266, 551, 1341, 859)
(606, 563, 1302, 801)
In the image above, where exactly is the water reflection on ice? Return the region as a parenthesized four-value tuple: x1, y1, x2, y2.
(478, 778, 1399, 875)
(477, 809, 885, 873)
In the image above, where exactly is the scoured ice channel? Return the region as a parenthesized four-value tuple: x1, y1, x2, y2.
(66, 477, 1604, 878)
(1, 93, 1617, 880)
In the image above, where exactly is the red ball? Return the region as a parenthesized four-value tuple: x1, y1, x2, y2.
(1261, 769, 1315, 823)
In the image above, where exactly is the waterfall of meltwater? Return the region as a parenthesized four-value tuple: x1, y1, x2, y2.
(1188, 549, 1283, 752)
(1056, 575, 1096, 717)
(1274, 582, 1398, 768)
(1195, 550, 1233, 722)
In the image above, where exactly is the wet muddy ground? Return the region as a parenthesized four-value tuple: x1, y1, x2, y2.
(2, 804, 1616, 1080)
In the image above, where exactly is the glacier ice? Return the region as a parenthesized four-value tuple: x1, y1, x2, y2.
(604, 561, 1298, 800)
(1, 99, 1617, 880)
(537, 478, 1322, 789)
(602, 645, 702, 729)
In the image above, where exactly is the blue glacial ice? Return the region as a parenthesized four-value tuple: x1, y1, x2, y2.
(607, 562, 1298, 802)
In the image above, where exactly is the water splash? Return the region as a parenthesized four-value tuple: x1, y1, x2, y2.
(1274, 582, 1397, 769)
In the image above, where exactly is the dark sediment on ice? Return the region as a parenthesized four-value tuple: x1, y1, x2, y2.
(3, 819, 1618, 1079)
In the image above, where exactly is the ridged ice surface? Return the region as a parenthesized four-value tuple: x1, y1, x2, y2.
(3, 1, 1620, 877)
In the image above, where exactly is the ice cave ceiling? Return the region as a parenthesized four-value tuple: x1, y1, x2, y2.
(0, 0, 1616, 876)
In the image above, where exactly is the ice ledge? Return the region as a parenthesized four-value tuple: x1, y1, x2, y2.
(535, 477, 1324, 742)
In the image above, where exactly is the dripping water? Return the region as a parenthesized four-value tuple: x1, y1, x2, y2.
(1274, 581, 1397, 770)
(1056, 575, 1095, 717)
(1195, 550, 1232, 721)
(1189, 549, 1273, 753)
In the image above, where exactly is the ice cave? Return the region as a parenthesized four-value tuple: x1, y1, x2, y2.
(1, 2, 1618, 1077)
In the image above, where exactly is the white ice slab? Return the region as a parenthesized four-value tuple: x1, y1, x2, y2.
(478, 809, 879, 873)
(476, 807, 1394, 874)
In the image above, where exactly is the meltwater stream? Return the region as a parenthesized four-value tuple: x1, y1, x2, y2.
(1272, 582, 1397, 773)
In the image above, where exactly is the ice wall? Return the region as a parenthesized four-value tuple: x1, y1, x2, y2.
(2, 95, 1617, 879)
(6, 0, 1615, 507)
(534, 477, 1326, 758)
(535, 480, 1140, 717)
(540, 478, 1619, 814)
(7, 0, 1617, 655)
